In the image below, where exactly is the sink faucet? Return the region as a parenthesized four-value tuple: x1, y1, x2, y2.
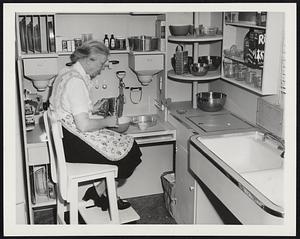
(263, 132, 285, 157)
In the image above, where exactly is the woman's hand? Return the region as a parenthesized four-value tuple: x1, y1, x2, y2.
(73, 112, 117, 132)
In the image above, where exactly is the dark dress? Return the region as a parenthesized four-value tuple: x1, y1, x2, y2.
(62, 127, 142, 179)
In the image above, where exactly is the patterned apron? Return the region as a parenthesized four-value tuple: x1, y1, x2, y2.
(49, 67, 134, 161)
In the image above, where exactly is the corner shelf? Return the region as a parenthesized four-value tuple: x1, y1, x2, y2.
(168, 69, 221, 82)
(168, 34, 223, 43)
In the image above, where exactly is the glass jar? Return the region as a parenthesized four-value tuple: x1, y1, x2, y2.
(245, 71, 256, 84)
(223, 60, 237, 78)
(236, 65, 247, 81)
(253, 75, 262, 89)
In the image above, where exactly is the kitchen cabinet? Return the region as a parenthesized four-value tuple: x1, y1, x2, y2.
(221, 12, 284, 95)
(15, 11, 169, 224)
(168, 114, 195, 224)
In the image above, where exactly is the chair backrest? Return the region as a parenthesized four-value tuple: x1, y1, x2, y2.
(43, 110, 68, 201)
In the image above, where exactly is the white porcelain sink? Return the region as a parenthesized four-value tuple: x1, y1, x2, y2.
(196, 131, 283, 173)
(190, 131, 284, 223)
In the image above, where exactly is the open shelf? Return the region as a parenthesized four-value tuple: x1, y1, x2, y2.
(225, 21, 266, 30)
(168, 69, 221, 82)
(58, 49, 130, 56)
(168, 34, 223, 43)
(221, 76, 263, 94)
(224, 55, 264, 69)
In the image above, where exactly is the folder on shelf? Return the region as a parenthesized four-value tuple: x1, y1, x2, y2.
(39, 16, 48, 53)
(32, 16, 41, 53)
(19, 16, 28, 53)
(26, 16, 34, 53)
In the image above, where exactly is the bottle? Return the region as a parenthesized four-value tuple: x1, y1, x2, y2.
(103, 34, 109, 48)
(109, 34, 116, 50)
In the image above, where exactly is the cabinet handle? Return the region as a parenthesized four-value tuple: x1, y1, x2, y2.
(189, 186, 195, 191)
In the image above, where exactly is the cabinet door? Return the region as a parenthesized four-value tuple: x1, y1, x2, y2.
(174, 144, 195, 224)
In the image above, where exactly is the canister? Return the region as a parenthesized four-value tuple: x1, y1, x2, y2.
(116, 37, 126, 50)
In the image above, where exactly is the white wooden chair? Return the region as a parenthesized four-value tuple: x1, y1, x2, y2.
(43, 110, 120, 224)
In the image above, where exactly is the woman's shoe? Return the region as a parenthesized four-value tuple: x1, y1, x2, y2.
(82, 186, 99, 202)
(99, 196, 131, 211)
(82, 186, 108, 211)
(117, 198, 131, 210)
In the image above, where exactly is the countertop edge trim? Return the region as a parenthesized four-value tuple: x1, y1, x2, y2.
(189, 138, 284, 218)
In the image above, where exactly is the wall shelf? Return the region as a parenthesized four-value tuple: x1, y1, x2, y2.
(224, 55, 264, 69)
(225, 21, 266, 30)
(57, 49, 131, 56)
(221, 76, 263, 94)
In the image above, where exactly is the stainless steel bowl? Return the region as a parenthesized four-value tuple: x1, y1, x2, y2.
(196, 92, 227, 112)
(132, 115, 157, 130)
(190, 63, 209, 76)
(128, 35, 158, 51)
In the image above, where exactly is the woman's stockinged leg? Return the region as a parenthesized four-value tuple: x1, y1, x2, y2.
(93, 180, 106, 196)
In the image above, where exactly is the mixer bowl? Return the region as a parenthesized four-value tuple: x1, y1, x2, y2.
(132, 115, 157, 130)
(108, 116, 132, 133)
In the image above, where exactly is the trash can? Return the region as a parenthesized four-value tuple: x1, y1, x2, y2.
(161, 171, 176, 218)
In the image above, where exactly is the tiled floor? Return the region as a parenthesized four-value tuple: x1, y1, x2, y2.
(127, 193, 176, 224)
(34, 193, 176, 224)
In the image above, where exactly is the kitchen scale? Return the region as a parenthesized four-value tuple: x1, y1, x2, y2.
(186, 113, 253, 133)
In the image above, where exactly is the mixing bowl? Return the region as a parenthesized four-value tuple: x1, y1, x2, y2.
(169, 25, 190, 36)
(132, 115, 157, 130)
(196, 92, 227, 112)
(198, 56, 221, 71)
(108, 116, 132, 133)
(189, 63, 209, 76)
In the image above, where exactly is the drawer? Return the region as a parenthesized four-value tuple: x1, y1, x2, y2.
(27, 143, 50, 165)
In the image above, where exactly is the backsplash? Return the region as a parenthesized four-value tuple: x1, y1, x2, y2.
(209, 79, 284, 138)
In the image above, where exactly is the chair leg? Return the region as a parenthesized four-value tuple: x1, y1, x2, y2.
(69, 180, 79, 224)
(56, 199, 66, 224)
(106, 175, 120, 224)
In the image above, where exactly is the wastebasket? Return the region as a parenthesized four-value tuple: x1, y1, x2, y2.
(161, 171, 176, 218)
